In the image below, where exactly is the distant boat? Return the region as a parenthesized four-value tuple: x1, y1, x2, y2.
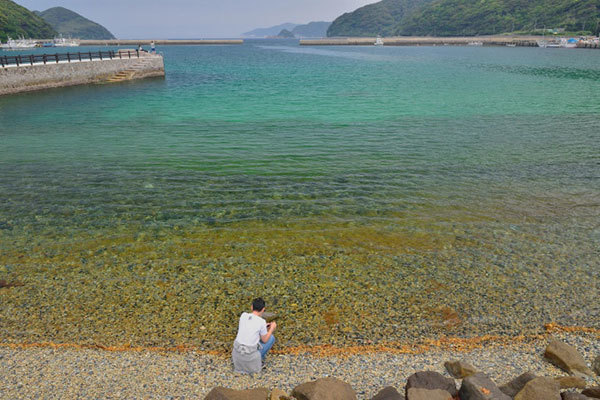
(506, 43, 517, 47)
(54, 37, 80, 47)
(560, 38, 578, 48)
(374, 37, 384, 46)
(468, 41, 483, 46)
(537, 38, 577, 48)
(1, 36, 37, 50)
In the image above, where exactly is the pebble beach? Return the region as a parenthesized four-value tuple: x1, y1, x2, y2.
(1, 331, 599, 399)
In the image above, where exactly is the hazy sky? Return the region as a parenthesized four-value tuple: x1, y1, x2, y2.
(16, 0, 375, 38)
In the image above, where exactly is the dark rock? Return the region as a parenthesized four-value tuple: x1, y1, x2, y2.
(514, 377, 560, 400)
(0, 279, 24, 289)
(292, 377, 357, 400)
(499, 372, 537, 397)
(555, 376, 587, 389)
(371, 386, 404, 400)
(459, 372, 510, 400)
(444, 360, 477, 378)
(582, 387, 600, 399)
(544, 340, 594, 377)
(204, 387, 269, 400)
(263, 312, 279, 323)
(406, 388, 452, 400)
(561, 393, 591, 400)
(404, 371, 457, 398)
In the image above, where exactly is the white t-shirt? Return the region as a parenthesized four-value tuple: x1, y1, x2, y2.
(235, 312, 267, 347)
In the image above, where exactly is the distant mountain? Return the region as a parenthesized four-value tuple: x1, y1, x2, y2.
(34, 7, 115, 40)
(397, 0, 600, 36)
(291, 21, 331, 38)
(243, 23, 298, 38)
(327, 0, 431, 37)
(0, 0, 57, 42)
(276, 29, 296, 38)
(327, 0, 600, 38)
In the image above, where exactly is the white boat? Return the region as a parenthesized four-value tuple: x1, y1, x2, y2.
(560, 38, 577, 48)
(537, 39, 561, 48)
(374, 37, 384, 46)
(467, 41, 483, 46)
(54, 37, 80, 47)
(506, 43, 517, 47)
(1, 37, 37, 50)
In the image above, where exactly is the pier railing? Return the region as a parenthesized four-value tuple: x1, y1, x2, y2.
(0, 50, 142, 68)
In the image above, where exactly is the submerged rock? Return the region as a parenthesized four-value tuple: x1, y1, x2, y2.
(499, 372, 537, 397)
(544, 340, 594, 377)
(514, 377, 560, 400)
(292, 377, 357, 400)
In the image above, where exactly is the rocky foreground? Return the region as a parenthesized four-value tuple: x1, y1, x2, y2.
(1, 332, 599, 399)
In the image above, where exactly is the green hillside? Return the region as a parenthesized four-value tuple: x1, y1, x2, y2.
(34, 7, 115, 40)
(397, 0, 600, 36)
(327, 0, 432, 37)
(0, 0, 57, 42)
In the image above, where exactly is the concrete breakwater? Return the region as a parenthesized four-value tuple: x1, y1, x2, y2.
(0, 50, 165, 96)
(80, 39, 243, 46)
(300, 36, 599, 48)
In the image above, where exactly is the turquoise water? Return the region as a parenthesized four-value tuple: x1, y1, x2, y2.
(1, 42, 599, 228)
(0, 41, 599, 346)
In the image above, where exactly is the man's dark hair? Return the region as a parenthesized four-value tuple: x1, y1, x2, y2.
(252, 297, 265, 311)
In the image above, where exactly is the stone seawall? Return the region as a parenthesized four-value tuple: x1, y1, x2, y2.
(0, 54, 165, 96)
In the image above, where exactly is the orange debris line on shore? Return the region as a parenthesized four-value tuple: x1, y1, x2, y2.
(0, 323, 596, 356)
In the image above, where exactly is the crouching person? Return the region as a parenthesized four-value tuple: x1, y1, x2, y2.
(232, 297, 276, 374)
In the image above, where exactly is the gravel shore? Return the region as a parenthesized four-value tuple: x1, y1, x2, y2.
(1, 332, 598, 399)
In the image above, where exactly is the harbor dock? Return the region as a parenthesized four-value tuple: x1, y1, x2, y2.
(300, 36, 599, 48)
(80, 39, 243, 46)
(0, 50, 165, 96)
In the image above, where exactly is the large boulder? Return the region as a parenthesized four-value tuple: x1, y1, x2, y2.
(371, 386, 404, 400)
(544, 340, 594, 377)
(404, 371, 457, 398)
(406, 388, 452, 400)
(458, 373, 511, 400)
(499, 372, 537, 397)
(514, 377, 560, 400)
(582, 387, 600, 399)
(292, 377, 357, 400)
(205, 387, 270, 400)
(555, 376, 587, 389)
(561, 393, 592, 400)
(444, 360, 478, 379)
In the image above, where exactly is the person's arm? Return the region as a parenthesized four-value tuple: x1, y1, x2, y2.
(260, 321, 276, 343)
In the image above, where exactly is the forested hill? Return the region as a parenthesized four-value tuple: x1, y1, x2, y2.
(0, 0, 57, 42)
(397, 0, 600, 36)
(327, 0, 433, 37)
(327, 0, 600, 37)
(34, 7, 115, 40)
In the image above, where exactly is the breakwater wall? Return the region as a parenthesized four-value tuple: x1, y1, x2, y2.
(300, 36, 599, 48)
(0, 51, 165, 96)
(80, 39, 243, 46)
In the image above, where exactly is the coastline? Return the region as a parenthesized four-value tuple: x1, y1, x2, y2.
(1, 329, 598, 399)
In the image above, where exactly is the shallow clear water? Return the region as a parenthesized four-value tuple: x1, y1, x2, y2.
(0, 41, 599, 347)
